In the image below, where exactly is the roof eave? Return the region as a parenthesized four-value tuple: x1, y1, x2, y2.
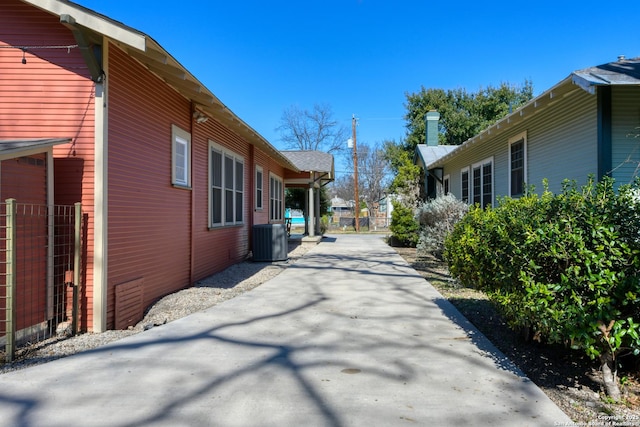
(20, 0, 300, 173)
(426, 76, 579, 169)
(0, 138, 72, 159)
(22, 0, 146, 50)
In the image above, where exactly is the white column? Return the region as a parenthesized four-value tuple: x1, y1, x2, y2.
(314, 184, 321, 235)
(308, 185, 315, 237)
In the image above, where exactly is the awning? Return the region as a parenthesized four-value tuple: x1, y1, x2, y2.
(0, 138, 72, 159)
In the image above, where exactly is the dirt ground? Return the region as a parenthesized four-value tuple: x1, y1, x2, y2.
(392, 246, 640, 425)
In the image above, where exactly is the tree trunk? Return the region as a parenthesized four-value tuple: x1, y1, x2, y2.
(600, 351, 621, 402)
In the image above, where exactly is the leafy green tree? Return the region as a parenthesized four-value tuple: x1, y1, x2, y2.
(404, 81, 534, 149)
(383, 140, 421, 207)
(384, 140, 422, 246)
(389, 201, 419, 247)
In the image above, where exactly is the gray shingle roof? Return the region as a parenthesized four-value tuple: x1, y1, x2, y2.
(572, 57, 640, 93)
(281, 150, 334, 174)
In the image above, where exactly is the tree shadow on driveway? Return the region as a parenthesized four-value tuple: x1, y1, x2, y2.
(0, 234, 570, 427)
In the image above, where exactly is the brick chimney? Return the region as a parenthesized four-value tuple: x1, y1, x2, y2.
(425, 110, 440, 146)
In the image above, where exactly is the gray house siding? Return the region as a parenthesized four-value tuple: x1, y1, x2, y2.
(526, 88, 598, 194)
(611, 86, 640, 186)
(442, 88, 598, 205)
(426, 58, 640, 206)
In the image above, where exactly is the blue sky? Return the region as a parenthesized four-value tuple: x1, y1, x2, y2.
(79, 0, 639, 162)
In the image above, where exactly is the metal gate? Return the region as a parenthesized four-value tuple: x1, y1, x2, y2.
(0, 200, 83, 362)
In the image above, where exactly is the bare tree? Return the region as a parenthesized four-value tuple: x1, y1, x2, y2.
(330, 175, 355, 202)
(276, 103, 349, 153)
(359, 142, 391, 209)
(341, 141, 391, 209)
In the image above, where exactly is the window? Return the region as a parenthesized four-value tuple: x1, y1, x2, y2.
(255, 166, 263, 210)
(443, 174, 450, 196)
(269, 173, 283, 221)
(472, 158, 493, 208)
(461, 167, 470, 203)
(172, 125, 191, 188)
(209, 141, 244, 227)
(509, 132, 527, 197)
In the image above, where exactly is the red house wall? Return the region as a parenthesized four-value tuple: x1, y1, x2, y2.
(0, 155, 48, 334)
(106, 45, 193, 329)
(108, 44, 286, 327)
(190, 129, 288, 282)
(3, 0, 294, 331)
(0, 0, 96, 330)
(191, 119, 249, 281)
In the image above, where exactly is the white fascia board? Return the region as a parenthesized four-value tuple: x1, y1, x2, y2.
(571, 74, 598, 95)
(21, 0, 146, 51)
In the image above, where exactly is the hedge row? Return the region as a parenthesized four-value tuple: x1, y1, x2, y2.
(443, 177, 640, 363)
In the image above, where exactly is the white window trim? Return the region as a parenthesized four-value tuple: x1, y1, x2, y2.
(508, 131, 527, 197)
(269, 173, 284, 222)
(208, 141, 244, 227)
(171, 125, 191, 188)
(255, 165, 264, 211)
(460, 166, 470, 203)
(471, 157, 494, 208)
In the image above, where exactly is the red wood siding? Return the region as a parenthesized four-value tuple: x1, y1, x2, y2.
(1, 155, 46, 203)
(0, 155, 48, 334)
(191, 115, 252, 281)
(252, 148, 286, 225)
(190, 122, 287, 281)
(2, 0, 297, 331)
(0, 0, 96, 331)
(106, 44, 193, 329)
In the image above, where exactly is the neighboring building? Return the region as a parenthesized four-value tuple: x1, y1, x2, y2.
(0, 0, 305, 332)
(372, 194, 394, 229)
(416, 57, 640, 207)
(281, 150, 334, 236)
(329, 196, 351, 217)
(414, 111, 458, 199)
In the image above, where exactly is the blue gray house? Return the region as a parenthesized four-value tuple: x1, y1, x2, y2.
(416, 56, 640, 207)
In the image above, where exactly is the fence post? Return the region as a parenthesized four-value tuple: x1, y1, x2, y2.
(5, 199, 17, 362)
(72, 202, 81, 335)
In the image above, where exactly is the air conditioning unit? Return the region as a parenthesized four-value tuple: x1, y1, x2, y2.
(252, 224, 288, 262)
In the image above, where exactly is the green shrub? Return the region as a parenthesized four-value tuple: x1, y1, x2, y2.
(444, 177, 640, 399)
(320, 215, 329, 235)
(389, 201, 419, 247)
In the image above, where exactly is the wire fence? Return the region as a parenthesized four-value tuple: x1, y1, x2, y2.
(0, 200, 83, 362)
(327, 216, 391, 231)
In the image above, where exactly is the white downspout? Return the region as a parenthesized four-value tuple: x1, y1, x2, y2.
(93, 41, 108, 332)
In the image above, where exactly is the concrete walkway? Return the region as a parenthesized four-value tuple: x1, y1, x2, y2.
(0, 234, 571, 427)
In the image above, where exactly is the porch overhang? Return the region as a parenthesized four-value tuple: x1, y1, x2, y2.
(0, 138, 72, 160)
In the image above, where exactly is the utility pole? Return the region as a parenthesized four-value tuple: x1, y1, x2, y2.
(352, 114, 360, 232)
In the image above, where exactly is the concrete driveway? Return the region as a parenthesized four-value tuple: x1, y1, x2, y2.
(0, 234, 571, 427)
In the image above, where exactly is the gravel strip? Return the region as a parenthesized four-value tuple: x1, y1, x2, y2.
(0, 242, 311, 374)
